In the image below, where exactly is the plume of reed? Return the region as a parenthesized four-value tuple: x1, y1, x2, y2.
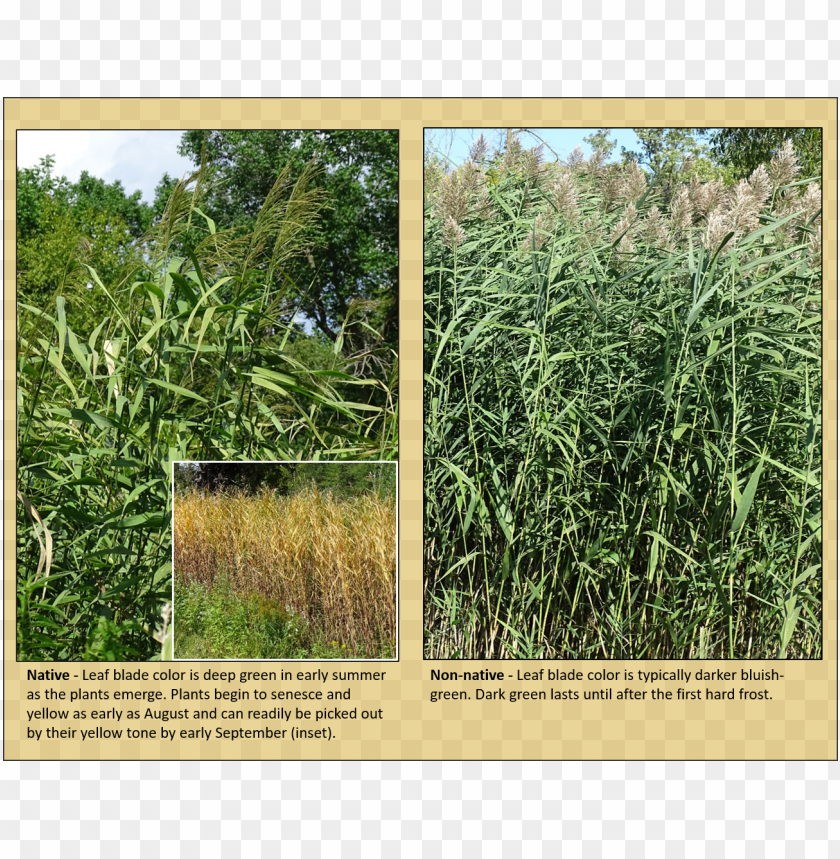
(703, 204, 732, 252)
(618, 161, 648, 205)
(640, 205, 672, 250)
(469, 134, 489, 164)
(769, 138, 800, 191)
(442, 215, 467, 251)
(609, 202, 639, 250)
(669, 185, 693, 235)
(500, 129, 524, 175)
(796, 181, 822, 244)
(748, 163, 772, 210)
(564, 145, 586, 173)
(424, 157, 447, 204)
(691, 176, 726, 220)
(586, 147, 607, 176)
(724, 178, 764, 239)
(599, 164, 625, 212)
(548, 173, 580, 226)
(519, 211, 555, 254)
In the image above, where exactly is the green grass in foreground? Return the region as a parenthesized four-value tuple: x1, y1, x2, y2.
(174, 570, 393, 660)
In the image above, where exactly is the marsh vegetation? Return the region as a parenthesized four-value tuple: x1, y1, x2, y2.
(174, 464, 397, 660)
(424, 130, 822, 660)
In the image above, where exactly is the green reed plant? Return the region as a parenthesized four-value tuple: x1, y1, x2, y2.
(424, 134, 822, 659)
(17, 159, 398, 661)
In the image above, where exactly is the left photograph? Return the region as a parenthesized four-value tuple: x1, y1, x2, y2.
(16, 129, 399, 661)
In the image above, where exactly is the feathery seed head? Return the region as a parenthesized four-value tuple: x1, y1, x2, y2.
(747, 163, 772, 211)
(670, 185, 693, 234)
(564, 145, 586, 173)
(519, 211, 555, 254)
(693, 177, 726, 220)
(500, 130, 524, 177)
(769, 138, 799, 191)
(424, 158, 446, 205)
(599, 165, 624, 211)
(609, 202, 639, 245)
(433, 170, 469, 226)
(808, 228, 821, 269)
(469, 134, 489, 164)
(641, 205, 672, 250)
(442, 215, 467, 250)
(549, 173, 580, 225)
(586, 148, 607, 176)
(522, 145, 546, 188)
(619, 161, 648, 205)
(799, 181, 822, 227)
(726, 179, 763, 237)
(703, 204, 732, 253)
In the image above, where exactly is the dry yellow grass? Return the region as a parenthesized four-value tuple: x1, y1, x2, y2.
(174, 486, 396, 655)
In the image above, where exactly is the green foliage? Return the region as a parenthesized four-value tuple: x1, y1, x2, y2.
(283, 328, 339, 372)
(70, 170, 153, 238)
(177, 461, 395, 499)
(174, 130, 399, 359)
(582, 129, 618, 159)
(621, 128, 735, 205)
(17, 155, 72, 238)
(424, 132, 822, 660)
(17, 156, 153, 335)
(82, 616, 146, 661)
(707, 128, 822, 181)
(173, 570, 379, 660)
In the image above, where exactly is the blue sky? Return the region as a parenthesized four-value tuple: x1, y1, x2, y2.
(17, 130, 195, 204)
(424, 127, 645, 168)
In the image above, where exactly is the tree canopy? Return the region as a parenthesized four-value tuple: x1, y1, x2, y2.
(617, 128, 734, 206)
(176, 461, 395, 498)
(168, 130, 399, 362)
(17, 156, 154, 334)
(705, 128, 822, 182)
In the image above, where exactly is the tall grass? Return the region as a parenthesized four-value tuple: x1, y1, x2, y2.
(174, 485, 397, 657)
(17, 159, 398, 661)
(424, 135, 822, 660)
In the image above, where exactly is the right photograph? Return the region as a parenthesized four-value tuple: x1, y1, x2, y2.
(423, 128, 822, 661)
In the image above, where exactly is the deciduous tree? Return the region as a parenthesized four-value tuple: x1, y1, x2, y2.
(705, 128, 821, 182)
(17, 156, 153, 334)
(170, 130, 399, 362)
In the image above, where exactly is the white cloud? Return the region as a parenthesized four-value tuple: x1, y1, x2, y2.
(17, 130, 195, 204)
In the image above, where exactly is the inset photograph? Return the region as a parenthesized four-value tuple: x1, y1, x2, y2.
(423, 128, 822, 660)
(173, 461, 397, 660)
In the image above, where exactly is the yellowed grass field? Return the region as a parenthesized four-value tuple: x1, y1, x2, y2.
(174, 486, 396, 655)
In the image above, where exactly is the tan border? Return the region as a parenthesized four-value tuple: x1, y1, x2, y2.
(4, 99, 836, 760)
